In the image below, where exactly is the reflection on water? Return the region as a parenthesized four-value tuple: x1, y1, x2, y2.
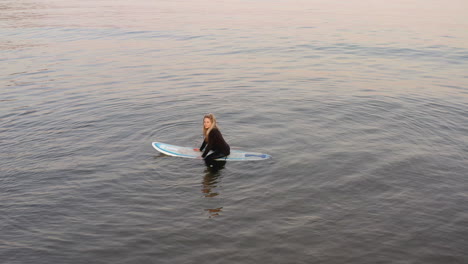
(204, 207, 223, 218)
(202, 161, 226, 218)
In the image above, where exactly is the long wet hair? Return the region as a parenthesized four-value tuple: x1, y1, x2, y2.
(203, 113, 218, 142)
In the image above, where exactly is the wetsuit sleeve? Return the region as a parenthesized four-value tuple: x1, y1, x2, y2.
(202, 147, 209, 158)
(200, 140, 206, 151)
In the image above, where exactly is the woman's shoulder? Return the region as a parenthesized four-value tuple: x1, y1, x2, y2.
(210, 127, 221, 135)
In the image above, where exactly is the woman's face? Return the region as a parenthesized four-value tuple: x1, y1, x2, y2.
(204, 118, 212, 129)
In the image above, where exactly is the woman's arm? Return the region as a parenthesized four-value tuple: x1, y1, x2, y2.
(194, 140, 207, 152)
(202, 142, 211, 158)
(200, 140, 206, 151)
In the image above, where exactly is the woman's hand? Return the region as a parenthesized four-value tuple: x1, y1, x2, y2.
(193, 148, 200, 151)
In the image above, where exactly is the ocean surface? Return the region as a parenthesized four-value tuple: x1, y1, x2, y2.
(1, 0, 467, 263)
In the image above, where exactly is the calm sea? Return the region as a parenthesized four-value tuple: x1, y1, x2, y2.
(1, 0, 467, 263)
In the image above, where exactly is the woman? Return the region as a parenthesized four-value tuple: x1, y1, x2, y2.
(194, 114, 230, 162)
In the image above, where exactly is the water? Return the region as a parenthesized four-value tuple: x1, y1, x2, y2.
(1, 0, 467, 263)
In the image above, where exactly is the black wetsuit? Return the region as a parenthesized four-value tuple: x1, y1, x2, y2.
(200, 128, 230, 161)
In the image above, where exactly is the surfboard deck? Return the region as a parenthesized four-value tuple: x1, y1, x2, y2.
(152, 142, 271, 161)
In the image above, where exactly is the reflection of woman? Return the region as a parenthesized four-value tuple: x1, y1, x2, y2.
(202, 164, 225, 218)
(202, 169, 221, 197)
(194, 114, 230, 162)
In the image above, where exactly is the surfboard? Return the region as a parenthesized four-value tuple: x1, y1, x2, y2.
(152, 142, 271, 161)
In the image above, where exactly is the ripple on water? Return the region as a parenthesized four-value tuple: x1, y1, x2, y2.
(1, 0, 468, 263)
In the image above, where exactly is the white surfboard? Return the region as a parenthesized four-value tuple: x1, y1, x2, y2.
(152, 142, 271, 161)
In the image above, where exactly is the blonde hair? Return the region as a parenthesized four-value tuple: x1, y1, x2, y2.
(203, 113, 218, 140)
